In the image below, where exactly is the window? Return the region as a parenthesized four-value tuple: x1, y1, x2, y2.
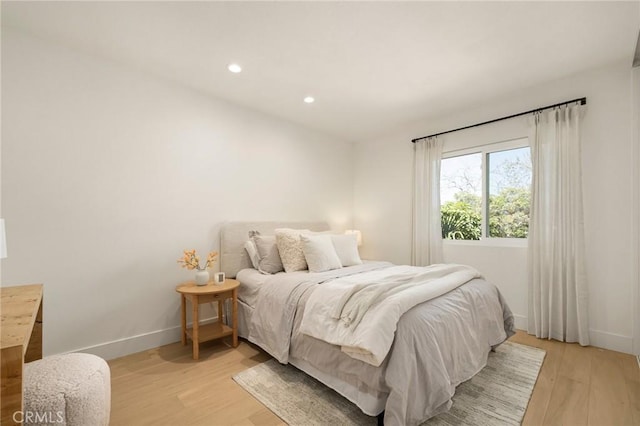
(440, 139, 531, 241)
(440, 153, 482, 240)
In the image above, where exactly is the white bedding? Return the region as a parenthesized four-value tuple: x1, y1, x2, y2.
(248, 262, 389, 363)
(300, 264, 481, 366)
(236, 268, 270, 308)
(245, 262, 515, 425)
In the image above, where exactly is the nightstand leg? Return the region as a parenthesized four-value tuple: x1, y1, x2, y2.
(180, 295, 187, 345)
(232, 289, 238, 348)
(192, 297, 199, 360)
(217, 300, 224, 324)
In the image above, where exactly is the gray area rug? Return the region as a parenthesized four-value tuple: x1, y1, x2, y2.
(233, 341, 545, 426)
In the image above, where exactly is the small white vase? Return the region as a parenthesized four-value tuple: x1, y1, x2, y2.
(195, 270, 210, 286)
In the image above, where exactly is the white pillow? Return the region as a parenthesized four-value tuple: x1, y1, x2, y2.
(331, 234, 363, 266)
(244, 240, 260, 269)
(301, 234, 342, 273)
(275, 228, 310, 273)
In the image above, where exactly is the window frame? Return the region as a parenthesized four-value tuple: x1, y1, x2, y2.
(441, 137, 530, 247)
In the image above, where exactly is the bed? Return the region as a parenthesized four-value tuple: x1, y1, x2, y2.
(221, 221, 515, 426)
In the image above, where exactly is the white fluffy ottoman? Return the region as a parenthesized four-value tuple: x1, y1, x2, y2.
(23, 353, 111, 426)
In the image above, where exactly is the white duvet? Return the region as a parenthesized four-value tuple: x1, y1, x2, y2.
(299, 264, 481, 366)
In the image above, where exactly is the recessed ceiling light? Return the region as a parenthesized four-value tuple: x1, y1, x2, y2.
(304, 96, 315, 104)
(228, 63, 242, 73)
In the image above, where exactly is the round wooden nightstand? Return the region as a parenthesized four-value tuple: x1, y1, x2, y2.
(176, 279, 239, 360)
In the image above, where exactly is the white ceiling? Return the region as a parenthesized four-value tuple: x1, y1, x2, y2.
(3, 1, 639, 142)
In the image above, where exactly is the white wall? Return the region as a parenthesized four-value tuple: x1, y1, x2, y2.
(354, 59, 637, 353)
(1, 28, 353, 359)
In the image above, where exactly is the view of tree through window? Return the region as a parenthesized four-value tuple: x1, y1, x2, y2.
(440, 153, 482, 240)
(440, 144, 531, 240)
(488, 147, 531, 238)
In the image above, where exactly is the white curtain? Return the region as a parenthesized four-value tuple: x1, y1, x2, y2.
(527, 104, 589, 345)
(412, 137, 443, 266)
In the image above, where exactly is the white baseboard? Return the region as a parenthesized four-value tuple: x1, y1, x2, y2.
(66, 316, 218, 360)
(513, 314, 527, 331)
(589, 328, 634, 354)
(513, 314, 634, 354)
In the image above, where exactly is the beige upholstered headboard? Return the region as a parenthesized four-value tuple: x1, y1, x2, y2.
(220, 221, 330, 278)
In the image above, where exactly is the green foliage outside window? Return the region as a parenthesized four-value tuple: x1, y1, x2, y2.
(440, 145, 531, 240)
(441, 197, 481, 240)
(488, 187, 530, 238)
(441, 187, 530, 240)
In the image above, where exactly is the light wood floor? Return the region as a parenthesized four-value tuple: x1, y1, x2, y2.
(108, 330, 640, 426)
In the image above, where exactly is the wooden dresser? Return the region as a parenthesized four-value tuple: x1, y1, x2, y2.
(1, 284, 43, 425)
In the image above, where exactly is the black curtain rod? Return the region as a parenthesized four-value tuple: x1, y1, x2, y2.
(411, 97, 587, 143)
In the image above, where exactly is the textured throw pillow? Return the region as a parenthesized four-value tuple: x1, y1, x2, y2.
(301, 234, 343, 273)
(253, 235, 284, 274)
(275, 228, 310, 273)
(331, 234, 363, 267)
